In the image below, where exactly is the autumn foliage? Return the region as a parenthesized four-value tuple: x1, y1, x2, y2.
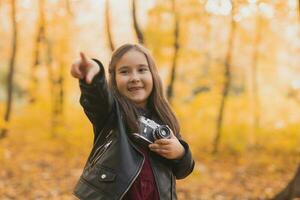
(0, 0, 300, 199)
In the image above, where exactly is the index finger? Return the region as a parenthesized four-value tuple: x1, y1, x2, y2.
(154, 139, 171, 145)
(80, 52, 88, 66)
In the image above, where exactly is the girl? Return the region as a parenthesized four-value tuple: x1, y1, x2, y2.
(71, 44, 194, 200)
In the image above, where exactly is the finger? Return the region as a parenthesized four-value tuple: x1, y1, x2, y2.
(149, 146, 171, 158)
(80, 52, 89, 66)
(85, 70, 95, 84)
(73, 64, 83, 78)
(149, 146, 169, 153)
(149, 144, 158, 150)
(156, 149, 169, 154)
(154, 139, 171, 145)
(71, 64, 83, 79)
(149, 144, 169, 151)
(149, 144, 157, 149)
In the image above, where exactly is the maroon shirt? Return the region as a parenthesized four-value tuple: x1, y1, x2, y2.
(122, 147, 160, 200)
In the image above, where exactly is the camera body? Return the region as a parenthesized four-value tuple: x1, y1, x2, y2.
(132, 116, 171, 146)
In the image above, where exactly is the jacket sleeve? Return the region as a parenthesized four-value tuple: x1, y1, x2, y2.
(79, 59, 114, 139)
(170, 139, 195, 179)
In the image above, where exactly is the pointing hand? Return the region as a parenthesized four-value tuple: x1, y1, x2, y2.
(70, 52, 100, 84)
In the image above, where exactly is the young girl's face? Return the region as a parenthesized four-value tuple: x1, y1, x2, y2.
(115, 49, 153, 108)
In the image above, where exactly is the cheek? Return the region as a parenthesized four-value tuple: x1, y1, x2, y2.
(147, 75, 154, 92)
(116, 75, 127, 92)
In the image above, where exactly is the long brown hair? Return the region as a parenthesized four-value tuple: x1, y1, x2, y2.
(108, 44, 180, 136)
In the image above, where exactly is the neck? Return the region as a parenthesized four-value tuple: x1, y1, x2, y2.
(135, 102, 147, 109)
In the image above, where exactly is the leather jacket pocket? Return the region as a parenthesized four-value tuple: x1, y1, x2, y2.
(98, 166, 116, 182)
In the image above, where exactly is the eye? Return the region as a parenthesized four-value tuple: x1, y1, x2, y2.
(139, 67, 149, 73)
(120, 70, 128, 74)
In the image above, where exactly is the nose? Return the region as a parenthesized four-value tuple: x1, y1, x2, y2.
(129, 71, 140, 83)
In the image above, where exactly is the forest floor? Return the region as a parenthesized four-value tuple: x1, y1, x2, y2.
(0, 105, 299, 200)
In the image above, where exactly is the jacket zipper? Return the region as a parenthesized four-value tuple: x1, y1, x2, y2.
(170, 173, 173, 200)
(89, 142, 106, 163)
(119, 146, 145, 200)
(89, 130, 114, 163)
(91, 140, 113, 167)
(149, 155, 162, 198)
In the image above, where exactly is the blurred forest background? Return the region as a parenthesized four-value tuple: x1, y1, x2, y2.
(0, 0, 300, 199)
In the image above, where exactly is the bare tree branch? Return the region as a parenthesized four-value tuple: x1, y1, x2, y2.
(132, 0, 144, 44)
(28, 0, 46, 103)
(167, 0, 180, 103)
(212, 0, 236, 153)
(105, 0, 115, 51)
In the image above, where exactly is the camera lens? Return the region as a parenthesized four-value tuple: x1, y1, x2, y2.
(153, 125, 171, 140)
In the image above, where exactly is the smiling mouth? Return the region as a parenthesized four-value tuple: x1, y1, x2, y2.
(128, 87, 143, 92)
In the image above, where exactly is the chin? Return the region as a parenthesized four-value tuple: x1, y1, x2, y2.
(131, 99, 146, 106)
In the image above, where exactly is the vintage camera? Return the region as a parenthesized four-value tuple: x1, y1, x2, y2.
(132, 116, 171, 146)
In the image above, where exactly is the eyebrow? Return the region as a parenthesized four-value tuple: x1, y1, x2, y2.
(117, 64, 149, 71)
(138, 64, 148, 67)
(118, 66, 130, 71)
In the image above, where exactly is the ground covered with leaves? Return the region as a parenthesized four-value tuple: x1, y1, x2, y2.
(0, 105, 299, 200)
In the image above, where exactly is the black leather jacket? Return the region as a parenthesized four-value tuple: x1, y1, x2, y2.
(73, 60, 195, 200)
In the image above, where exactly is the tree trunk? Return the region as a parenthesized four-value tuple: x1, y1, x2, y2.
(132, 0, 144, 45)
(249, 14, 262, 144)
(45, 38, 56, 136)
(105, 0, 115, 51)
(167, 0, 180, 103)
(193, 14, 212, 97)
(65, 0, 73, 16)
(49, 1, 72, 137)
(268, 3, 300, 196)
(58, 59, 65, 116)
(272, 164, 300, 200)
(202, 13, 212, 77)
(28, 0, 45, 104)
(212, 0, 236, 154)
(0, 0, 18, 139)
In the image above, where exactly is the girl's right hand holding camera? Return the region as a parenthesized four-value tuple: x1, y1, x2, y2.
(70, 52, 100, 84)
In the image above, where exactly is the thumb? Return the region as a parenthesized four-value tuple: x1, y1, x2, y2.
(169, 128, 176, 139)
(85, 70, 96, 84)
